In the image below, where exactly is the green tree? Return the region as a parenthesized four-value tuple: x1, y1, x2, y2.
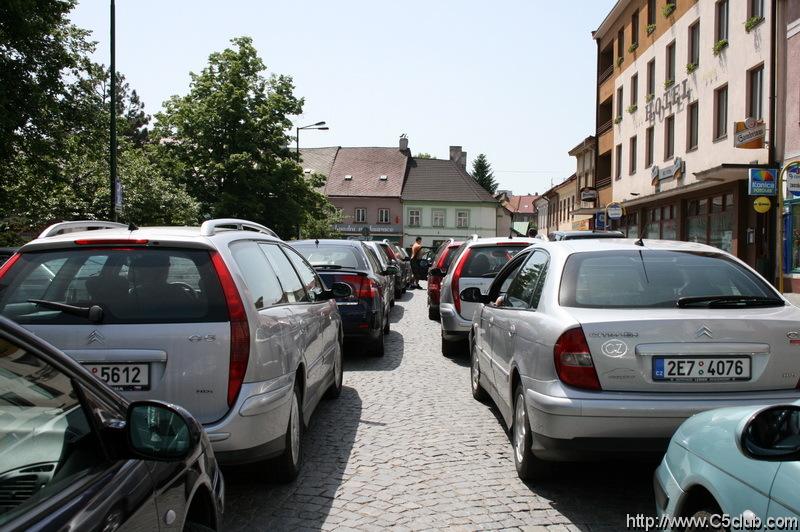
(154, 37, 330, 239)
(415, 152, 433, 159)
(471, 153, 498, 194)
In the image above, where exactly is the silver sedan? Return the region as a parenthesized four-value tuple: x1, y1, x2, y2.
(464, 239, 800, 480)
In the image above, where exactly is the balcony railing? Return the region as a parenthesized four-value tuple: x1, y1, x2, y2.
(597, 118, 613, 135)
(598, 64, 614, 84)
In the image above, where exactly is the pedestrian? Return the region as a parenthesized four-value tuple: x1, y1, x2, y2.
(410, 236, 424, 289)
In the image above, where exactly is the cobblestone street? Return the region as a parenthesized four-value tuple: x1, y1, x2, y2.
(225, 286, 657, 531)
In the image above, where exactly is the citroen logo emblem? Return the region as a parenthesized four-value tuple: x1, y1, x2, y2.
(87, 330, 105, 344)
(696, 326, 713, 339)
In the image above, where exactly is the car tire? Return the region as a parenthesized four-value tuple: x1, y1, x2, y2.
(512, 384, 549, 481)
(275, 382, 303, 482)
(390, 297, 395, 308)
(183, 522, 215, 532)
(441, 335, 460, 357)
(428, 306, 439, 321)
(324, 340, 343, 400)
(370, 335, 385, 357)
(684, 507, 726, 532)
(383, 314, 390, 334)
(470, 342, 488, 402)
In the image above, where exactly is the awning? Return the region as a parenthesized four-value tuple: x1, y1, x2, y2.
(694, 163, 773, 183)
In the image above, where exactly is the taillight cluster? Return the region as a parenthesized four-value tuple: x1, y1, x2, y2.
(0, 253, 21, 280)
(210, 251, 251, 407)
(450, 249, 472, 315)
(332, 274, 375, 300)
(553, 327, 601, 391)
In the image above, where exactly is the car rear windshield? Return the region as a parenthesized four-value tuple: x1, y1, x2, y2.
(559, 250, 777, 308)
(0, 248, 228, 324)
(292, 244, 366, 270)
(461, 245, 528, 278)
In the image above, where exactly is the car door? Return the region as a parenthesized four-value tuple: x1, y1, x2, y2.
(491, 250, 549, 413)
(282, 244, 337, 409)
(0, 333, 160, 531)
(766, 457, 800, 522)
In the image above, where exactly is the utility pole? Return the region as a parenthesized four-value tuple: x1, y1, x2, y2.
(110, 0, 118, 221)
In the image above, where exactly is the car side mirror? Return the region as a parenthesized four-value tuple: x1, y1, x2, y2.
(460, 287, 488, 304)
(329, 282, 352, 299)
(429, 267, 444, 277)
(383, 265, 399, 275)
(741, 405, 800, 461)
(126, 401, 201, 461)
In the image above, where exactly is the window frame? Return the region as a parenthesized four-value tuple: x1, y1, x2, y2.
(431, 209, 446, 228)
(631, 73, 638, 106)
(688, 20, 700, 66)
(455, 209, 470, 229)
(629, 135, 638, 175)
(664, 114, 675, 160)
(354, 208, 367, 224)
(377, 208, 390, 224)
(647, 59, 656, 97)
(747, 64, 764, 120)
(714, 83, 729, 140)
(645, 126, 655, 168)
(687, 100, 699, 151)
(716, 0, 729, 42)
(615, 143, 623, 180)
(666, 40, 676, 83)
(647, 0, 657, 26)
(631, 10, 639, 47)
(616, 86, 624, 118)
(407, 209, 421, 227)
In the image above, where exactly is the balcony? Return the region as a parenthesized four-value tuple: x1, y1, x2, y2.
(597, 118, 613, 135)
(598, 64, 614, 84)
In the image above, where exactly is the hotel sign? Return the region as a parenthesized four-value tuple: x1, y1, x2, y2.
(333, 224, 401, 234)
(651, 157, 685, 184)
(645, 80, 693, 122)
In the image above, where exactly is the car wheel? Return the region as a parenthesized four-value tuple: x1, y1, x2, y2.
(684, 507, 726, 532)
(390, 297, 395, 308)
(183, 522, 215, 532)
(441, 335, 460, 357)
(512, 385, 549, 481)
(275, 382, 303, 482)
(470, 342, 488, 402)
(383, 314, 390, 334)
(370, 335, 385, 357)
(428, 306, 439, 321)
(324, 340, 343, 399)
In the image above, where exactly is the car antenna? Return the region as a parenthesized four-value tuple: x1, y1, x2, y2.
(128, 222, 139, 231)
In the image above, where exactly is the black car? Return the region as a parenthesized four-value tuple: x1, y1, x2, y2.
(376, 241, 408, 297)
(363, 241, 397, 307)
(292, 239, 396, 357)
(0, 316, 224, 531)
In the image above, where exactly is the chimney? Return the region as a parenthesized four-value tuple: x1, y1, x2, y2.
(399, 134, 409, 152)
(449, 145, 467, 170)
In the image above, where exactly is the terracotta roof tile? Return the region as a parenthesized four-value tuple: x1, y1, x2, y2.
(323, 147, 407, 198)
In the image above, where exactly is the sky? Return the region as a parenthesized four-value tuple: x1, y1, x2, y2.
(70, 0, 615, 196)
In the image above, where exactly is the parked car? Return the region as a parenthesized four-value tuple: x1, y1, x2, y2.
(0, 315, 224, 531)
(292, 239, 395, 357)
(0, 219, 349, 482)
(465, 238, 800, 481)
(654, 402, 800, 531)
(427, 239, 463, 321)
(438, 237, 538, 355)
(363, 241, 397, 307)
(387, 241, 413, 289)
(0, 248, 16, 267)
(375, 240, 406, 297)
(547, 230, 624, 241)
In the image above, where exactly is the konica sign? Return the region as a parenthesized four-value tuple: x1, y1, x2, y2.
(748, 168, 777, 196)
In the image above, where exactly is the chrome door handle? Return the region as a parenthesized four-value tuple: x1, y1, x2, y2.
(489, 316, 494, 324)
(508, 324, 516, 336)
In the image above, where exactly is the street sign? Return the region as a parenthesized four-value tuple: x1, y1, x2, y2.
(748, 168, 777, 196)
(753, 196, 771, 213)
(788, 165, 800, 198)
(734, 118, 766, 149)
(606, 202, 624, 220)
(595, 212, 606, 230)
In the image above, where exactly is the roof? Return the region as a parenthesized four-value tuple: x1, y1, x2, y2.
(558, 238, 724, 254)
(402, 158, 497, 203)
(593, 0, 631, 41)
(507, 194, 539, 214)
(299, 147, 339, 177)
(568, 136, 596, 156)
(323, 147, 408, 198)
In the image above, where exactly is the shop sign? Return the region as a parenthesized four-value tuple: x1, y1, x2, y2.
(580, 187, 598, 201)
(753, 196, 771, 213)
(650, 157, 684, 184)
(787, 165, 800, 197)
(645, 80, 692, 123)
(606, 202, 624, 220)
(748, 168, 777, 196)
(595, 212, 606, 230)
(572, 219, 591, 230)
(333, 223, 401, 234)
(734, 118, 766, 149)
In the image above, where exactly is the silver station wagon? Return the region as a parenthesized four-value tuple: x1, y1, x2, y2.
(0, 219, 350, 481)
(464, 239, 800, 480)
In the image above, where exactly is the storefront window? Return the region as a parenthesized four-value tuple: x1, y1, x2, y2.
(685, 193, 735, 253)
(644, 205, 675, 239)
(792, 204, 800, 271)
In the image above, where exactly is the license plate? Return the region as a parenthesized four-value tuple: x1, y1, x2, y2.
(653, 357, 751, 382)
(84, 363, 150, 390)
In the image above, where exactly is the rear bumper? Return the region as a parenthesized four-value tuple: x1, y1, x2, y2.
(439, 303, 472, 337)
(338, 305, 381, 338)
(524, 379, 800, 459)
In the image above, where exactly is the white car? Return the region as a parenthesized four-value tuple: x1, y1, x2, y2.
(465, 239, 800, 480)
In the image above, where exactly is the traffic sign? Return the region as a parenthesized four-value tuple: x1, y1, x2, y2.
(606, 202, 623, 220)
(788, 165, 800, 198)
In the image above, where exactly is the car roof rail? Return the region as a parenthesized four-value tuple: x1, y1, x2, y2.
(38, 220, 128, 239)
(199, 218, 278, 238)
(470, 234, 480, 241)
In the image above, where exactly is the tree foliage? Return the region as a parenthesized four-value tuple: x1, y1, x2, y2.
(471, 153, 498, 194)
(414, 152, 433, 159)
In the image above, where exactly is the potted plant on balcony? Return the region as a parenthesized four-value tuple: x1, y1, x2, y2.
(646, 23, 656, 35)
(686, 62, 698, 74)
(646, 93, 655, 103)
(627, 104, 638, 114)
(664, 79, 674, 89)
(662, 3, 676, 18)
(614, 116, 623, 125)
(712, 39, 728, 56)
(616, 56, 624, 67)
(628, 42, 639, 54)
(745, 16, 764, 32)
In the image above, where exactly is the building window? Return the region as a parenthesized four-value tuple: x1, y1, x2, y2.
(618, 28, 625, 61)
(645, 126, 654, 168)
(714, 84, 728, 139)
(664, 115, 675, 160)
(631, 74, 638, 106)
(629, 136, 638, 175)
(355, 208, 366, 223)
(749, 0, 764, 18)
(647, 59, 655, 97)
(666, 40, 676, 84)
(687, 101, 699, 151)
(615, 144, 623, 180)
(432, 209, 445, 227)
(686, 193, 735, 252)
(378, 208, 390, 224)
(408, 209, 420, 227)
(616, 86, 624, 118)
(622, 212, 639, 238)
(645, 204, 677, 239)
(748, 64, 764, 120)
(631, 10, 639, 47)
(456, 210, 469, 228)
(647, 0, 656, 25)
(716, 0, 729, 42)
(688, 21, 700, 66)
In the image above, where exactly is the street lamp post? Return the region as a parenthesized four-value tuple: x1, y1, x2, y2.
(110, 0, 117, 221)
(295, 121, 329, 157)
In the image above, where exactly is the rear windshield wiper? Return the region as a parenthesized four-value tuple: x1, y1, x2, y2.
(677, 295, 785, 308)
(28, 299, 104, 323)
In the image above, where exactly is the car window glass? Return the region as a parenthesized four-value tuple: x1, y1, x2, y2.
(0, 338, 107, 526)
(363, 247, 382, 274)
(370, 245, 389, 268)
(282, 246, 321, 302)
(0, 250, 227, 324)
(293, 244, 363, 269)
(529, 259, 549, 309)
(462, 245, 527, 278)
(505, 251, 548, 309)
(230, 241, 285, 309)
(259, 244, 306, 303)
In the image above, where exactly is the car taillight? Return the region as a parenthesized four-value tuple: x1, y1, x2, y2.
(74, 239, 149, 245)
(451, 249, 471, 315)
(0, 253, 21, 280)
(332, 273, 372, 299)
(553, 327, 601, 391)
(210, 251, 250, 407)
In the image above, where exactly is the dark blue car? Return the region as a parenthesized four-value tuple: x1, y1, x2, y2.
(291, 240, 396, 357)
